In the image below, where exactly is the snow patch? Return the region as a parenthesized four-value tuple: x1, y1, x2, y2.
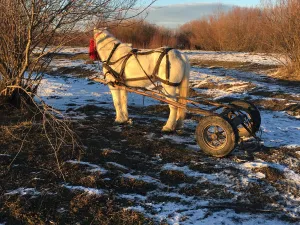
(63, 185, 104, 195)
(161, 163, 232, 187)
(106, 162, 129, 171)
(241, 160, 300, 186)
(66, 160, 108, 174)
(184, 50, 282, 65)
(5, 188, 40, 196)
(122, 173, 161, 185)
(119, 193, 147, 201)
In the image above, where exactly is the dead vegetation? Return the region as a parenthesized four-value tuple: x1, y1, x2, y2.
(1, 100, 299, 224)
(190, 59, 279, 73)
(1, 1, 300, 223)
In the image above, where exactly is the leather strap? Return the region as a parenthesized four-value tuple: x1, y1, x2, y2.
(103, 42, 121, 64)
(101, 47, 181, 87)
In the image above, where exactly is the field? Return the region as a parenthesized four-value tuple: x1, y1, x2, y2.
(0, 48, 299, 224)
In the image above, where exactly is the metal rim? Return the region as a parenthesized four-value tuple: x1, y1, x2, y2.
(203, 124, 228, 150)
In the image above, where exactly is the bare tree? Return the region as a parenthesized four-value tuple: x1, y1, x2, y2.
(262, 0, 300, 77)
(0, 0, 155, 178)
(0, 0, 155, 99)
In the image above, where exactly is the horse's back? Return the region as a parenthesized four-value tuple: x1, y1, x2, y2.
(124, 47, 189, 86)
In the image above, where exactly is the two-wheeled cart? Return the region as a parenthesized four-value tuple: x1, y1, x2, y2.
(92, 77, 261, 157)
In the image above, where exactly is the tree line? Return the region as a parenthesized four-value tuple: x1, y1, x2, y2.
(71, 0, 300, 77)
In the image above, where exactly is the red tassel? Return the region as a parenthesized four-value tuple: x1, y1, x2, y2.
(89, 39, 99, 60)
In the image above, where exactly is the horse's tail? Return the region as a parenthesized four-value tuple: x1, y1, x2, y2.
(177, 55, 190, 122)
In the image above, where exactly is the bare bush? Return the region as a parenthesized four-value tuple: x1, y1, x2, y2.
(0, 0, 154, 98)
(262, 0, 300, 77)
(179, 7, 265, 52)
(0, 0, 155, 177)
(100, 19, 189, 49)
(110, 19, 157, 48)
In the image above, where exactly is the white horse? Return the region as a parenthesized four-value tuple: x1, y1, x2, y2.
(94, 28, 190, 131)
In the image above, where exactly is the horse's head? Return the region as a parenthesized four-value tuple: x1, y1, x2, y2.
(94, 27, 109, 40)
(92, 27, 123, 62)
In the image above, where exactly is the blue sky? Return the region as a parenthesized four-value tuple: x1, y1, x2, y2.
(138, 0, 262, 28)
(153, 0, 261, 7)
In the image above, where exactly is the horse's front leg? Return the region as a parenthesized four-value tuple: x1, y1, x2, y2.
(162, 86, 177, 132)
(109, 85, 128, 123)
(120, 88, 128, 122)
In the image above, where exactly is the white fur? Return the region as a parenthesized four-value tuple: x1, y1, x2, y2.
(94, 29, 190, 131)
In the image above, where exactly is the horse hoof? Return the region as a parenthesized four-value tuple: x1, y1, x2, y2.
(114, 118, 131, 125)
(114, 120, 127, 125)
(162, 126, 175, 133)
(176, 129, 184, 135)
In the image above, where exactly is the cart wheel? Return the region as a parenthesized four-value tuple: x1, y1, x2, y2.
(227, 100, 261, 137)
(196, 115, 239, 157)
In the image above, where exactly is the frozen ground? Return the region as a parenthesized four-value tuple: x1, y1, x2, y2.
(1, 48, 299, 224)
(39, 50, 300, 149)
(183, 50, 282, 65)
(52, 47, 282, 65)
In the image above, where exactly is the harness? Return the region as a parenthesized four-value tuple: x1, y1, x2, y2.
(90, 39, 181, 87)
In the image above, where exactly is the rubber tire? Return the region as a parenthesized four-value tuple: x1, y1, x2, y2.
(196, 115, 239, 157)
(230, 100, 261, 137)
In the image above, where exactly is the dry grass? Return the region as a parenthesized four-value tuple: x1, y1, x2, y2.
(1, 101, 300, 223)
(190, 59, 278, 73)
(271, 67, 300, 81)
(47, 53, 90, 61)
(190, 59, 250, 69)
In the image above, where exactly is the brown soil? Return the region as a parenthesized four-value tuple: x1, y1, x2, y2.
(193, 81, 256, 92)
(190, 59, 278, 73)
(1, 102, 299, 224)
(253, 99, 300, 117)
(47, 66, 97, 77)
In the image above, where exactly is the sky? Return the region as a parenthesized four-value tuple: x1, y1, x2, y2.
(152, 0, 261, 7)
(137, 0, 263, 28)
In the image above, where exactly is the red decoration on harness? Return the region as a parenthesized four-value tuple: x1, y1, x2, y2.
(89, 39, 99, 60)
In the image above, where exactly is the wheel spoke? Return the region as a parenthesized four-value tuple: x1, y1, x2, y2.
(203, 125, 227, 148)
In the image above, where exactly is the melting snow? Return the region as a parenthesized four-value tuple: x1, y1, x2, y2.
(162, 163, 233, 187)
(66, 160, 108, 173)
(31, 49, 300, 224)
(122, 173, 161, 185)
(63, 185, 104, 195)
(241, 160, 300, 186)
(5, 188, 40, 196)
(261, 111, 300, 147)
(106, 162, 129, 171)
(184, 50, 282, 65)
(119, 193, 147, 201)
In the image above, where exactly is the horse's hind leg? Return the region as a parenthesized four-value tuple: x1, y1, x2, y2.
(109, 85, 128, 123)
(162, 85, 177, 132)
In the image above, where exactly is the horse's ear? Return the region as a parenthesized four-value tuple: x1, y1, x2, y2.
(93, 27, 99, 34)
(93, 27, 107, 34)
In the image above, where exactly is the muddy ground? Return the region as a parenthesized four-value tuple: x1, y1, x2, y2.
(0, 52, 300, 224)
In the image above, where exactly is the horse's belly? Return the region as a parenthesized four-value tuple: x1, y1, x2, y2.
(123, 60, 155, 87)
(125, 79, 153, 88)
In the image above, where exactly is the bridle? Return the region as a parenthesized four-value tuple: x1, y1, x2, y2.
(94, 31, 181, 87)
(94, 31, 121, 64)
